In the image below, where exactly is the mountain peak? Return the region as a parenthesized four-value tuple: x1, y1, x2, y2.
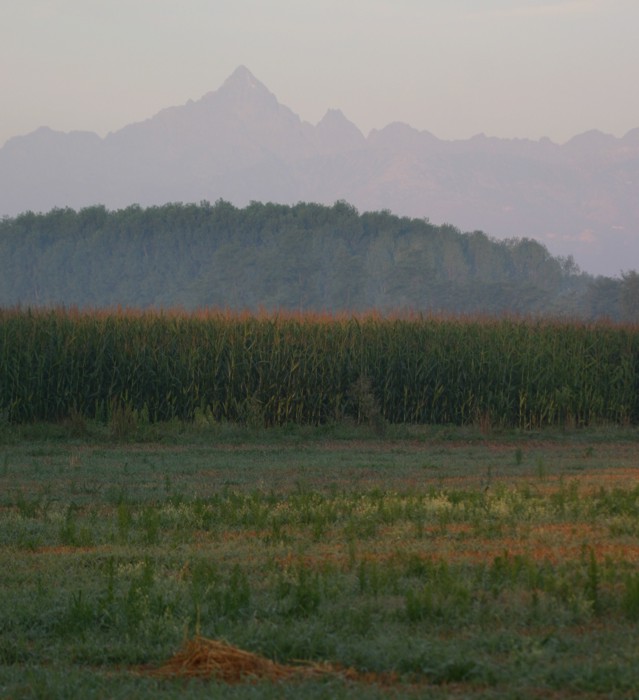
(211, 65, 280, 117)
(222, 65, 261, 90)
(318, 108, 348, 124)
(218, 65, 273, 99)
(622, 127, 639, 145)
(368, 121, 438, 150)
(316, 109, 365, 152)
(564, 129, 617, 149)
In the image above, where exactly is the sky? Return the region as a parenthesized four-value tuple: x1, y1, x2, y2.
(2, 0, 638, 148)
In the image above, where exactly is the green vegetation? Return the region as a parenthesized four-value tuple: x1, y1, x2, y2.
(2, 308, 638, 427)
(1, 424, 639, 697)
(2, 200, 637, 317)
(2, 294, 638, 695)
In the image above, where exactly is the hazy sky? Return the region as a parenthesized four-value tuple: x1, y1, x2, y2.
(2, 0, 638, 147)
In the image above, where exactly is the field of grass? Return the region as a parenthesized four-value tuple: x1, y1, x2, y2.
(1, 421, 639, 698)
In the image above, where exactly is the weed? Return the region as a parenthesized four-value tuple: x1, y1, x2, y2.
(358, 560, 383, 598)
(117, 502, 133, 544)
(63, 590, 95, 637)
(430, 659, 485, 685)
(243, 394, 266, 430)
(349, 375, 386, 436)
(536, 457, 546, 479)
(59, 503, 79, 545)
(109, 400, 138, 440)
(475, 409, 493, 435)
(622, 574, 639, 620)
(290, 566, 321, 616)
(223, 565, 251, 618)
(584, 547, 600, 615)
(15, 491, 50, 519)
(64, 406, 89, 438)
(141, 505, 160, 545)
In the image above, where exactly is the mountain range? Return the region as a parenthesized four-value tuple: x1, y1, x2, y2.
(1, 65, 638, 277)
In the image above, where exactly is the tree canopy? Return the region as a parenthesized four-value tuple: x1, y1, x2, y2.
(0, 200, 633, 319)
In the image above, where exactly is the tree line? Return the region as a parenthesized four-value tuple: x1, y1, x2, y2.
(0, 200, 636, 319)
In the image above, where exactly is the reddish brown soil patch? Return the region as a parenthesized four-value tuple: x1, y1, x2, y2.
(27, 545, 99, 555)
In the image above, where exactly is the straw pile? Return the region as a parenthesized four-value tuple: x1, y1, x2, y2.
(147, 635, 363, 684)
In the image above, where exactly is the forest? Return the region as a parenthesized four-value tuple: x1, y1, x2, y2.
(1, 199, 637, 319)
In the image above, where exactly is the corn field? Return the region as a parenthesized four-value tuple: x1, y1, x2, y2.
(1, 308, 638, 427)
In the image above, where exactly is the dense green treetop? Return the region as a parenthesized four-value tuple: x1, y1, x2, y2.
(0, 200, 633, 319)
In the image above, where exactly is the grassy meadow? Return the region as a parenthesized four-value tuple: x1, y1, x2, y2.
(1, 419, 639, 698)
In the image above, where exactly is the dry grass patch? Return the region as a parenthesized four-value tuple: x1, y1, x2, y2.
(144, 635, 393, 686)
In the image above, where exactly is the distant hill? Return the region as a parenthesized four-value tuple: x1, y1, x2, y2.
(1, 200, 636, 320)
(1, 66, 638, 277)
